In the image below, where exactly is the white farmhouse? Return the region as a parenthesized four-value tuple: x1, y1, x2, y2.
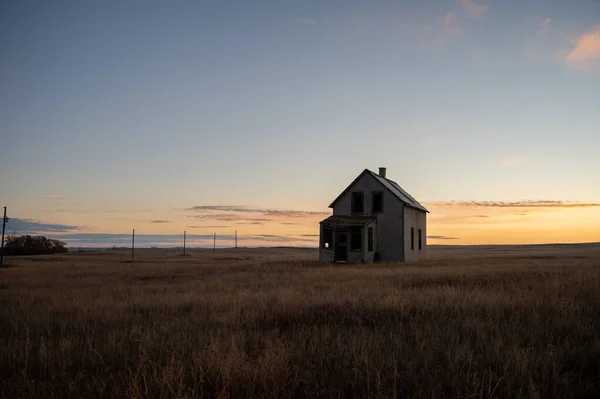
(319, 167, 429, 263)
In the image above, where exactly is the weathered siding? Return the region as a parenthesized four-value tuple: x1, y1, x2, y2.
(346, 249, 362, 264)
(403, 206, 427, 261)
(332, 173, 404, 262)
(378, 200, 404, 262)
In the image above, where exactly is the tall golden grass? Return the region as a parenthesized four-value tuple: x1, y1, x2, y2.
(1, 246, 599, 398)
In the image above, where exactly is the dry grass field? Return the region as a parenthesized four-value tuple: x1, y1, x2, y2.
(1, 244, 600, 398)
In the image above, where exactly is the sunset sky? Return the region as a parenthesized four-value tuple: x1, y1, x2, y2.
(1, 0, 599, 247)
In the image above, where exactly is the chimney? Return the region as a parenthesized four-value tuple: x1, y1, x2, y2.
(378, 167, 387, 179)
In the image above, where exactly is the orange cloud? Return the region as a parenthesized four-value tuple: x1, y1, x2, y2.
(565, 25, 600, 69)
(438, 11, 461, 43)
(187, 225, 229, 229)
(432, 1, 486, 45)
(429, 200, 600, 209)
(186, 205, 329, 217)
(428, 235, 459, 240)
(459, 0, 488, 18)
(184, 205, 330, 228)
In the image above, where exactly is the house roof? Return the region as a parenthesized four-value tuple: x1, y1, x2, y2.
(320, 215, 376, 228)
(328, 169, 429, 213)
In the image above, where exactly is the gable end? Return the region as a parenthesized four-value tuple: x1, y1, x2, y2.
(329, 169, 429, 213)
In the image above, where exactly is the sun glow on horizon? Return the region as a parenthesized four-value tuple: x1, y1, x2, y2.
(426, 202, 600, 245)
(7, 199, 600, 248)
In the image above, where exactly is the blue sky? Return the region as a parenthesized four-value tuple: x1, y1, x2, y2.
(1, 0, 599, 246)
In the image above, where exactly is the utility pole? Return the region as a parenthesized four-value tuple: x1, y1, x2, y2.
(0, 207, 6, 266)
(183, 230, 186, 256)
(213, 233, 216, 252)
(235, 230, 237, 249)
(131, 229, 135, 262)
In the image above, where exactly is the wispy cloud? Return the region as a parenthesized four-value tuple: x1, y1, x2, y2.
(427, 213, 498, 224)
(565, 25, 600, 70)
(188, 214, 273, 222)
(49, 207, 153, 214)
(265, 210, 329, 217)
(40, 195, 69, 200)
(436, 11, 461, 44)
(525, 19, 600, 73)
(186, 225, 229, 229)
(430, 200, 600, 209)
(148, 220, 172, 224)
(245, 234, 316, 243)
(6, 218, 82, 234)
(459, 0, 488, 18)
(187, 205, 329, 217)
(293, 2, 486, 49)
(413, 0, 486, 47)
(182, 205, 329, 232)
(427, 235, 459, 240)
(185, 205, 329, 225)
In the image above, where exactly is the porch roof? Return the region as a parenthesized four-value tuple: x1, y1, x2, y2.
(320, 215, 376, 228)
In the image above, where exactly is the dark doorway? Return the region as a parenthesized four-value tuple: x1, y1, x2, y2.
(335, 231, 348, 262)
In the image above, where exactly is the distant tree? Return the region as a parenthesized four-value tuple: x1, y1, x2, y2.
(2, 235, 68, 256)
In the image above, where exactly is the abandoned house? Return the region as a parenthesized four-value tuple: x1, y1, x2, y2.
(319, 167, 429, 263)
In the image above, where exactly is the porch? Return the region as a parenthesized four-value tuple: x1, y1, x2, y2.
(318, 215, 377, 264)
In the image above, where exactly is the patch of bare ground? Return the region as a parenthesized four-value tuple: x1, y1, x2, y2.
(0, 245, 599, 398)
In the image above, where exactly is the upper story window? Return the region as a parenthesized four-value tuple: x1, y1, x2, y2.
(351, 192, 364, 214)
(372, 192, 383, 213)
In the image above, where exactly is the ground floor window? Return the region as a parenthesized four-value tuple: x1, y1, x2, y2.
(418, 229, 422, 250)
(368, 227, 373, 251)
(322, 227, 333, 249)
(411, 227, 415, 250)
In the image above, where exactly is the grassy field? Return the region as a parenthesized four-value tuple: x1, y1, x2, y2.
(1, 244, 600, 398)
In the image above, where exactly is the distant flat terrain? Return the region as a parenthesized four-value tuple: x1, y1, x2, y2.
(428, 242, 600, 259)
(1, 243, 599, 398)
(27, 241, 600, 265)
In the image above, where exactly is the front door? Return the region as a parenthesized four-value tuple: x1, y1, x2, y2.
(335, 232, 348, 262)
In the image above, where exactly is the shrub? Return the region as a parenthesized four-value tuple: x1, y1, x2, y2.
(2, 235, 68, 256)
